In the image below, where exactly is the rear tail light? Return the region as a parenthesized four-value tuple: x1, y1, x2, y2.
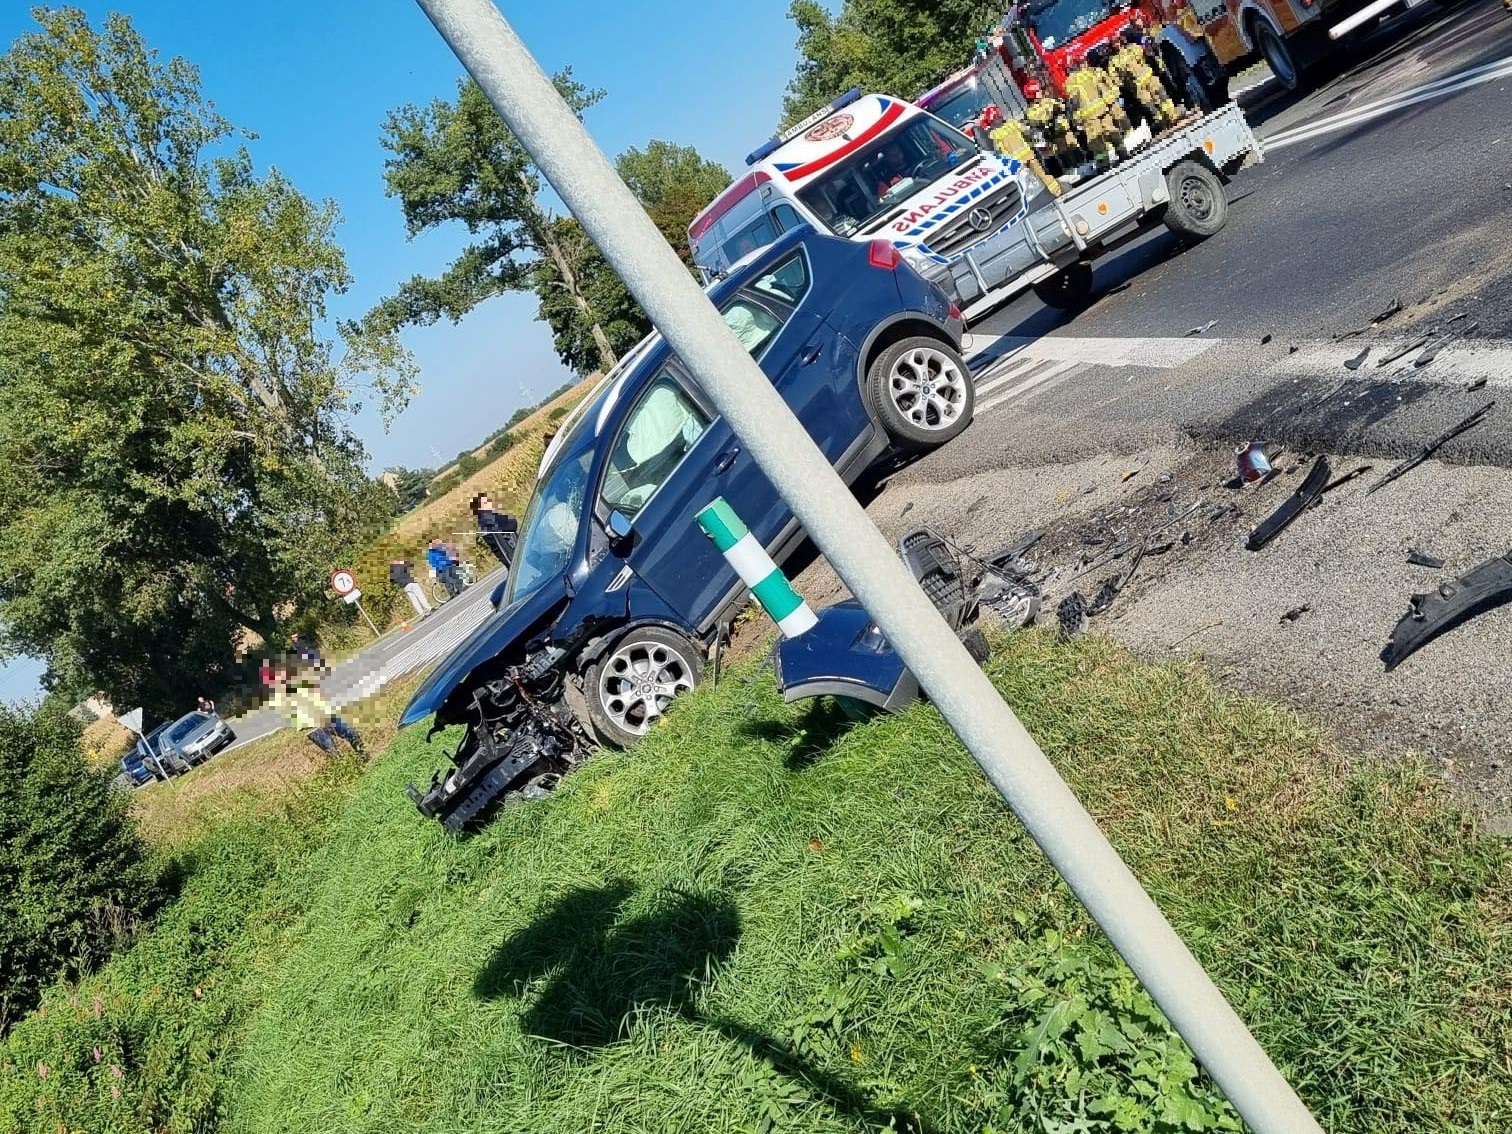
(867, 240, 901, 270)
(948, 302, 962, 321)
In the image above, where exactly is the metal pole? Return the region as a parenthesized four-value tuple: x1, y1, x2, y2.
(355, 599, 383, 638)
(410, 4, 1322, 1130)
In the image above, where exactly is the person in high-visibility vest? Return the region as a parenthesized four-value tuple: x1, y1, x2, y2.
(982, 103, 1062, 197)
(1111, 26, 1179, 132)
(1022, 77, 1085, 175)
(271, 661, 366, 758)
(1063, 49, 1122, 171)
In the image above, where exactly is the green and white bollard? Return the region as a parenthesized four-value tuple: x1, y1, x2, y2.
(696, 497, 817, 638)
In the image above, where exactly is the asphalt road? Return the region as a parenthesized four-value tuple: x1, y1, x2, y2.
(224, 565, 505, 752)
(840, 4, 1512, 820)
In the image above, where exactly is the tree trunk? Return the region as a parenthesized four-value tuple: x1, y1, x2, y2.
(532, 199, 618, 372)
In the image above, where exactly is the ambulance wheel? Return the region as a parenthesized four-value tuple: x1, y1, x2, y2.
(1163, 160, 1227, 240)
(586, 625, 703, 748)
(1032, 262, 1094, 310)
(867, 336, 974, 449)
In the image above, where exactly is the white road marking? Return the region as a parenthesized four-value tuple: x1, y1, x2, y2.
(974, 355, 1043, 395)
(1261, 53, 1512, 151)
(969, 333, 1217, 371)
(1267, 338, 1512, 386)
(979, 360, 1080, 413)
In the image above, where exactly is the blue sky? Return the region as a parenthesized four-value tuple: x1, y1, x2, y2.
(0, 0, 824, 705)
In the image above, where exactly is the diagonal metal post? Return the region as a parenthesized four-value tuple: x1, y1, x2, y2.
(409, 3, 1324, 1130)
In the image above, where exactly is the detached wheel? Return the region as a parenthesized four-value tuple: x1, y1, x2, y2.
(1163, 159, 1228, 240)
(1032, 262, 1094, 309)
(586, 625, 703, 748)
(866, 336, 974, 449)
(1254, 19, 1304, 93)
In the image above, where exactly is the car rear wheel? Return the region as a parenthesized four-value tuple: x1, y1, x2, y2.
(586, 625, 704, 748)
(866, 336, 974, 450)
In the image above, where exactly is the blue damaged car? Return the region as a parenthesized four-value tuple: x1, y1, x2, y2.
(402, 225, 974, 831)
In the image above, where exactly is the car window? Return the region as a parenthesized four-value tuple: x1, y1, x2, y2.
(770, 202, 801, 234)
(599, 372, 710, 518)
(721, 215, 777, 266)
(721, 299, 782, 358)
(750, 251, 810, 306)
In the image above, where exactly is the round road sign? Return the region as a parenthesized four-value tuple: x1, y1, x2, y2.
(330, 569, 356, 596)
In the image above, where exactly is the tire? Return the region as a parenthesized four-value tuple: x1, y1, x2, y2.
(585, 625, 704, 748)
(1253, 19, 1305, 93)
(1032, 262, 1094, 310)
(430, 578, 450, 604)
(864, 336, 974, 450)
(1163, 159, 1228, 240)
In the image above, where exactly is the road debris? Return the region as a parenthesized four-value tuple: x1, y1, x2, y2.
(1169, 620, 1223, 648)
(1260, 333, 1272, 345)
(1366, 401, 1495, 495)
(1467, 377, 1488, 393)
(1121, 468, 1140, 483)
(1371, 298, 1403, 324)
(1319, 464, 1372, 495)
(1245, 455, 1332, 551)
(1413, 341, 1442, 369)
(1279, 604, 1310, 624)
(1376, 335, 1432, 367)
(1057, 592, 1090, 639)
(1185, 319, 1217, 337)
(1446, 312, 1469, 325)
(1407, 549, 1446, 569)
(1381, 551, 1512, 671)
(1235, 441, 1271, 483)
(1344, 346, 1370, 370)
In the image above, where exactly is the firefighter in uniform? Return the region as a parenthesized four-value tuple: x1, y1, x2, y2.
(1111, 25, 1179, 132)
(1064, 48, 1122, 170)
(1023, 77, 1085, 176)
(981, 103, 1063, 197)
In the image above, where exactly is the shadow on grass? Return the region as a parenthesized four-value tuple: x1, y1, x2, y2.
(736, 698, 861, 770)
(474, 881, 935, 1133)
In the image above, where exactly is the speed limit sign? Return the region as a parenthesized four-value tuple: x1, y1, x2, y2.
(330, 569, 357, 596)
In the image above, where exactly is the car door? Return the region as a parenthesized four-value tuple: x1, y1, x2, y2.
(598, 366, 783, 632)
(737, 248, 868, 467)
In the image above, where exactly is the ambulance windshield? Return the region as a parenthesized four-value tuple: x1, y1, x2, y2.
(795, 117, 975, 237)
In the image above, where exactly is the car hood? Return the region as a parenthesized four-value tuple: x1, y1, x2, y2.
(179, 721, 223, 746)
(399, 577, 571, 728)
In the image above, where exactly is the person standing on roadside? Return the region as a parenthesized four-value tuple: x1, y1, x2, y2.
(196, 694, 215, 715)
(427, 539, 464, 598)
(290, 632, 323, 667)
(390, 557, 431, 618)
(470, 493, 518, 569)
(270, 659, 365, 759)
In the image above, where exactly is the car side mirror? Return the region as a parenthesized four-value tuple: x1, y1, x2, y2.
(606, 509, 633, 543)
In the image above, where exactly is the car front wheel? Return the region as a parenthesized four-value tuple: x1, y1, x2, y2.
(866, 336, 975, 450)
(586, 625, 703, 748)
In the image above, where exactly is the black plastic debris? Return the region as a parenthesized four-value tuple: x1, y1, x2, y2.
(1260, 333, 1272, 345)
(1245, 456, 1332, 551)
(1467, 377, 1488, 393)
(1376, 336, 1431, 367)
(1407, 549, 1446, 569)
(1381, 552, 1512, 671)
(1344, 346, 1370, 370)
(1185, 319, 1217, 337)
(1371, 298, 1403, 324)
(1279, 605, 1310, 624)
(1368, 401, 1495, 495)
(1057, 592, 1090, 640)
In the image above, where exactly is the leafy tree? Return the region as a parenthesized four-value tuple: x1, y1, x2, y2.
(0, 701, 155, 1028)
(782, 0, 995, 127)
(373, 73, 626, 374)
(385, 467, 433, 513)
(456, 453, 483, 479)
(615, 141, 732, 267)
(0, 8, 413, 715)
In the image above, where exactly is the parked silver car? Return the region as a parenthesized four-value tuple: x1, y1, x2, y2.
(162, 710, 236, 768)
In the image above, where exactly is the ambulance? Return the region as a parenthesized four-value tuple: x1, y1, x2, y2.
(688, 89, 1041, 306)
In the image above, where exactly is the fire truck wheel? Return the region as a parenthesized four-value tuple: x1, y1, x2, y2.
(1253, 19, 1304, 93)
(1163, 160, 1228, 241)
(1031, 262, 1094, 310)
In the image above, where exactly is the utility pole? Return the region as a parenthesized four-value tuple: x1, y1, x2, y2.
(408, 4, 1325, 1131)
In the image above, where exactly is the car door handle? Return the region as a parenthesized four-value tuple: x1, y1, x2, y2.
(800, 345, 823, 366)
(714, 446, 741, 473)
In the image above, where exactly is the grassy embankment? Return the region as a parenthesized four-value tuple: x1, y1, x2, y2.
(2, 630, 1509, 1133)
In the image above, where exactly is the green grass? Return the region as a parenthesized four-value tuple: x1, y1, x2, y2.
(3, 631, 1509, 1133)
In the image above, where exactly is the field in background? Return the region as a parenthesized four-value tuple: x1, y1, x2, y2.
(5, 629, 1509, 1134)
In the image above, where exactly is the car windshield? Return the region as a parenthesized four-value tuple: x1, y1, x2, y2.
(796, 116, 976, 236)
(1027, 0, 1115, 46)
(927, 81, 995, 133)
(501, 445, 595, 607)
(168, 713, 208, 742)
